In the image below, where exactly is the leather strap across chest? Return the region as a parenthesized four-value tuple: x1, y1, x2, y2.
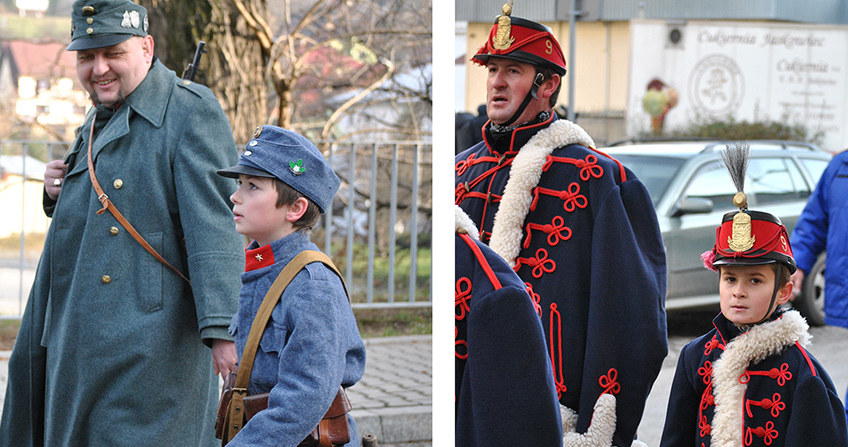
(85, 111, 191, 284)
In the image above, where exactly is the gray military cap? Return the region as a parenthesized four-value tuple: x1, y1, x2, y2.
(67, 0, 149, 51)
(217, 126, 341, 214)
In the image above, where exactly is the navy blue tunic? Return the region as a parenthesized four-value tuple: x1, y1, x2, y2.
(455, 114, 667, 446)
(455, 228, 562, 446)
(661, 310, 847, 446)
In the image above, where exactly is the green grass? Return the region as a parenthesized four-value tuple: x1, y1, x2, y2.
(354, 307, 431, 338)
(0, 306, 430, 351)
(0, 319, 20, 350)
(0, 14, 68, 42)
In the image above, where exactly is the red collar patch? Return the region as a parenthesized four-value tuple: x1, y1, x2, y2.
(245, 244, 275, 271)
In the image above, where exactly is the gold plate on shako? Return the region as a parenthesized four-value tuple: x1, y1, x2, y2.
(493, 3, 515, 50)
(728, 211, 755, 252)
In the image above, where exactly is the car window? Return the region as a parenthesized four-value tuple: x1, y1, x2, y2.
(610, 155, 686, 205)
(799, 157, 830, 187)
(681, 160, 738, 210)
(747, 157, 808, 204)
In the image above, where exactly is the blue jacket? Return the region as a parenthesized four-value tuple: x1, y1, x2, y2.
(455, 220, 562, 446)
(456, 115, 667, 446)
(661, 310, 847, 447)
(791, 150, 848, 328)
(228, 231, 366, 447)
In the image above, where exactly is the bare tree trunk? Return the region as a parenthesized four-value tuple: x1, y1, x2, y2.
(139, 0, 268, 144)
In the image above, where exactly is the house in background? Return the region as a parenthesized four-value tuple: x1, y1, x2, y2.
(16, 0, 49, 17)
(0, 40, 88, 141)
(0, 154, 49, 238)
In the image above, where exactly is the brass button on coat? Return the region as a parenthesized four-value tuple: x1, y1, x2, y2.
(109, 226, 119, 236)
(113, 179, 123, 189)
(100, 275, 111, 284)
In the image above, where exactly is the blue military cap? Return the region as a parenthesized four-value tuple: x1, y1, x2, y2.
(217, 125, 340, 213)
(67, 0, 149, 51)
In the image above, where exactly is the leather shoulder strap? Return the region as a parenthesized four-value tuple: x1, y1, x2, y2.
(85, 111, 190, 284)
(235, 250, 346, 389)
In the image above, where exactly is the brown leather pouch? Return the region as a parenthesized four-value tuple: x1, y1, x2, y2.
(215, 370, 351, 446)
(300, 388, 352, 446)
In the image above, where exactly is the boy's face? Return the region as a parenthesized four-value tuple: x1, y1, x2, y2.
(230, 175, 294, 246)
(719, 264, 793, 325)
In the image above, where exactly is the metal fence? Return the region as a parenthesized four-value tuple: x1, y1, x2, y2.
(0, 139, 431, 318)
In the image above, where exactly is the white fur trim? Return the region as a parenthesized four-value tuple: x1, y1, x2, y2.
(489, 120, 595, 265)
(455, 205, 479, 240)
(710, 311, 810, 447)
(561, 393, 616, 447)
(561, 403, 578, 433)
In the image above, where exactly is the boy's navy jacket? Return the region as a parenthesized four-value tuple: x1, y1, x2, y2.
(660, 309, 848, 447)
(228, 231, 366, 447)
(455, 114, 667, 446)
(455, 210, 562, 446)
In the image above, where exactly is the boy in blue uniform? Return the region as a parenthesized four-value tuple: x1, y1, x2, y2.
(660, 146, 848, 447)
(217, 126, 366, 446)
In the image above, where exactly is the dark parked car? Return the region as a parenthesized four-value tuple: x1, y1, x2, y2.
(601, 139, 831, 325)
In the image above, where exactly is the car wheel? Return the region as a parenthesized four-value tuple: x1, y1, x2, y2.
(795, 254, 826, 326)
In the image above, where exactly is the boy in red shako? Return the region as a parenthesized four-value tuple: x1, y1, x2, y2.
(660, 144, 847, 447)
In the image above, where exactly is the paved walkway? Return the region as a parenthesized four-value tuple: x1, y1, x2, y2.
(0, 334, 432, 447)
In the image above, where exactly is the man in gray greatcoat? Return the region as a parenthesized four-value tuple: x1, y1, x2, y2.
(0, 1, 243, 445)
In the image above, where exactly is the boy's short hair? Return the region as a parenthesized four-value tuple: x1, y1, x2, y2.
(273, 179, 322, 231)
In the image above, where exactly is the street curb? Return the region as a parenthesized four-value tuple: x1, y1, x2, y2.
(352, 405, 432, 445)
(362, 334, 431, 345)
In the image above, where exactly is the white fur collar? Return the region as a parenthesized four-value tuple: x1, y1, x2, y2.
(711, 310, 811, 447)
(455, 205, 480, 240)
(488, 119, 595, 265)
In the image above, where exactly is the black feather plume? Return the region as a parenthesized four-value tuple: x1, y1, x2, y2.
(720, 142, 749, 194)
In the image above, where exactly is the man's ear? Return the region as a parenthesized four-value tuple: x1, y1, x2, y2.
(142, 35, 154, 64)
(285, 197, 309, 223)
(775, 280, 794, 306)
(538, 73, 560, 102)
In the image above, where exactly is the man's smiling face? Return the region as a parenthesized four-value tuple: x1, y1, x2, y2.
(75, 35, 153, 107)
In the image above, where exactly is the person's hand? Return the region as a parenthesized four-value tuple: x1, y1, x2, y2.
(790, 269, 806, 302)
(44, 160, 68, 201)
(211, 339, 238, 377)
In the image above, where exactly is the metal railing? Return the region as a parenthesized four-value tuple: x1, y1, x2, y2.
(0, 139, 432, 318)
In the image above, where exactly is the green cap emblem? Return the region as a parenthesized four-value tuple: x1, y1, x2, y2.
(289, 159, 306, 175)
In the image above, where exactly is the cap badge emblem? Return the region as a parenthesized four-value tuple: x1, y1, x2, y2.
(728, 211, 755, 252)
(727, 191, 754, 252)
(493, 2, 515, 50)
(122, 11, 140, 28)
(289, 159, 306, 175)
